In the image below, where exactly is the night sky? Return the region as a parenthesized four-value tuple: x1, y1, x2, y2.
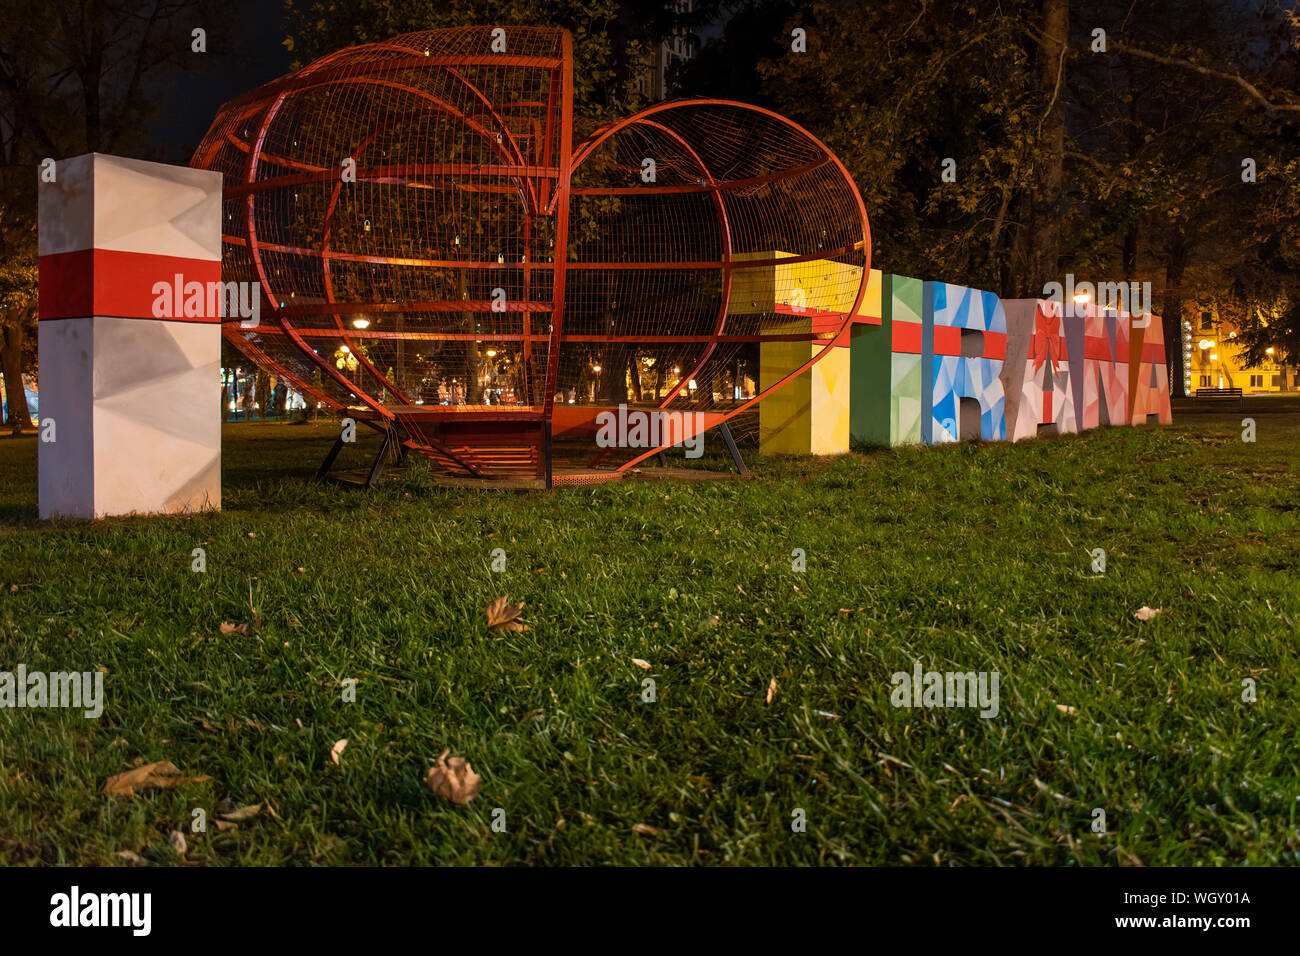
(145, 0, 291, 164)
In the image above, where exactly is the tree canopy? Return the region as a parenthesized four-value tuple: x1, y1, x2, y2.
(1, 0, 1296, 413)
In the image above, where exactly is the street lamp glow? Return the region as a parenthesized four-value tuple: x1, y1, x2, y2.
(352, 317, 370, 329)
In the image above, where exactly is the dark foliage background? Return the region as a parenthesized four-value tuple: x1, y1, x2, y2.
(2, 0, 1296, 421)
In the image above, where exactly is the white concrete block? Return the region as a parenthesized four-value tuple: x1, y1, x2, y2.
(39, 153, 223, 260)
(38, 153, 223, 519)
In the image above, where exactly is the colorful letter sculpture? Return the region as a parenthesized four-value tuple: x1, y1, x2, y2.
(1129, 315, 1173, 425)
(924, 283, 1007, 443)
(776, 282, 1169, 453)
(846, 270, 889, 447)
(1001, 299, 1078, 440)
(758, 318, 851, 456)
(1076, 304, 1129, 429)
(887, 275, 926, 446)
(755, 257, 879, 455)
(850, 273, 918, 447)
(38, 153, 223, 518)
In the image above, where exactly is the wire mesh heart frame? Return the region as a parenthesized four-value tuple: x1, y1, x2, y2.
(192, 26, 871, 479)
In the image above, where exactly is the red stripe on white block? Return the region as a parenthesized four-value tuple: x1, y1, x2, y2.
(39, 248, 222, 321)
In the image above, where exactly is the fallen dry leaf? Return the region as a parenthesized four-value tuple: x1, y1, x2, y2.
(485, 596, 529, 633)
(219, 622, 248, 635)
(426, 749, 481, 805)
(330, 739, 348, 765)
(686, 774, 715, 793)
(168, 830, 187, 855)
(102, 761, 212, 796)
(1134, 606, 1163, 622)
(631, 823, 658, 836)
(1116, 847, 1145, 867)
(213, 820, 238, 833)
(766, 677, 778, 705)
(219, 804, 262, 822)
(631, 658, 651, 671)
(116, 850, 144, 864)
(1056, 704, 1079, 715)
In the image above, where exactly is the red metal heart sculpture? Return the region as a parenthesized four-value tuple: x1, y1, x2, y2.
(192, 26, 871, 481)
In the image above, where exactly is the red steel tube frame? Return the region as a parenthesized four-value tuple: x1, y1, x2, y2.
(197, 29, 871, 479)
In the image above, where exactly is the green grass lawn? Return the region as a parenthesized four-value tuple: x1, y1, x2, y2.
(1, 413, 1298, 865)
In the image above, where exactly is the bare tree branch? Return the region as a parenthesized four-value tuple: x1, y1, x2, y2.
(1112, 41, 1300, 115)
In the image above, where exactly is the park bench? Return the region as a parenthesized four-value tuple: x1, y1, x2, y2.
(1194, 387, 1244, 407)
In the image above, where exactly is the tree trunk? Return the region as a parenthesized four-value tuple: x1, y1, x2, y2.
(1, 308, 32, 432)
(255, 369, 270, 420)
(1006, 194, 1032, 298)
(626, 352, 640, 403)
(1031, 0, 1069, 291)
(1122, 69, 1141, 277)
(395, 313, 405, 399)
(458, 270, 481, 404)
(82, 0, 106, 151)
(1122, 224, 1139, 275)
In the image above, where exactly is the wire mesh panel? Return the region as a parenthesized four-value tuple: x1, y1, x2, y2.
(566, 99, 870, 470)
(192, 29, 869, 479)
